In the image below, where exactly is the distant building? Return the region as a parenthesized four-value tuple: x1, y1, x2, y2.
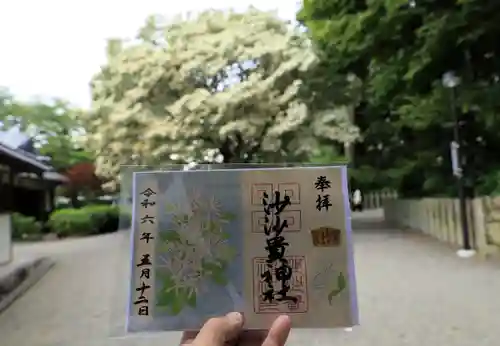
(0, 127, 67, 220)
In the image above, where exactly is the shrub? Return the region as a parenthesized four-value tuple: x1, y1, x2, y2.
(119, 210, 132, 229)
(87, 198, 114, 206)
(11, 213, 43, 240)
(48, 205, 124, 237)
(48, 208, 94, 237)
(81, 205, 119, 234)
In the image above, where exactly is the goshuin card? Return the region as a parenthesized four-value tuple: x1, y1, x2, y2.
(127, 166, 358, 332)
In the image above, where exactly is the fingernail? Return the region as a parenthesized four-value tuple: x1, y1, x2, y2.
(226, 312, 244, 326)
(277, 314, 292, 327)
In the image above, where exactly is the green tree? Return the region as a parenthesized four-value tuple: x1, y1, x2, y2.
(85, 8, 359, 180)
(298, 0, 500, 196)
(0, 88, 94, 171)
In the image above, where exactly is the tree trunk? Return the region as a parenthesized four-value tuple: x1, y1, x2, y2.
(69, 190, 80, 208)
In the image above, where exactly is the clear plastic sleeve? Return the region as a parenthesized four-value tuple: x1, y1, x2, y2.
(108, 163, 358, 339)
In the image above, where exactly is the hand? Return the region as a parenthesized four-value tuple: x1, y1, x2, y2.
(180, 312, 291, 346)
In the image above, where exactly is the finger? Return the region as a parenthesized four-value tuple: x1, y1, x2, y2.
(234, 330, 267, 346)
(180, 313, 245, 345)
(192, 312, 244, 346)
(261, 315, 292, 346)
(180, 331, 198, 345)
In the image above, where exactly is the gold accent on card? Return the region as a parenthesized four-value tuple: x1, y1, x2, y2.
(311, 227, 341, 247)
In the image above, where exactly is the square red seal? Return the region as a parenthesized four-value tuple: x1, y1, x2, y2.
(252, 256, 308, 314)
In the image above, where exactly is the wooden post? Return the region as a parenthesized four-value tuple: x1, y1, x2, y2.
(5, 167, 14, 211)
(47, 185, 55, 214)
(37, 172, 48, 221)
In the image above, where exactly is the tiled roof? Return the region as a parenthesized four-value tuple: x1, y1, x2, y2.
(0, 127, 30, 149)
(0, 127, 67, 182)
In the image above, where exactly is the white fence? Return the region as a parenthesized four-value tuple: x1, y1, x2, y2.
(362, 190, 398, 210)
(384, 197, 500, 256)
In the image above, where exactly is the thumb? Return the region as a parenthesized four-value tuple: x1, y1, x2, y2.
(192, 312, 244, 346)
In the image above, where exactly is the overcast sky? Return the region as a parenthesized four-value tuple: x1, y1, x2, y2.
(0, 0, 299, 109)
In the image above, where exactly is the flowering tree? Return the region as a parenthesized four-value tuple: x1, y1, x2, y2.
(86, 8, 359, 180)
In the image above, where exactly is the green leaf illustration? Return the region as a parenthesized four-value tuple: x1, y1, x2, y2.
(165, 203, 177, 213)
(157, 283, 198, 315)
(155, 195, 236, 315)
(170, 294, 184, 315)
(327, 272, 347, 305)
(218, 246, 236, 261)
(158, 272, 176, 287)
(157, 274, 178, 308)
(338, 272, 346, 291)
(160, 231, 181, 243)
(206, 220, 219, 233)
(201, 260, 221, 273)
(220, 212, 235, 222)
(201, 260, 229, 286)
(186, 288, 197, 307)
(211, 269, 228, 285)
(172, 214, 190, 225)
(157, 288, 176, 307)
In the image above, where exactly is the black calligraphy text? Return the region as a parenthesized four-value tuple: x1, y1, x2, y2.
(261, 190, 297, 304)
(135, 186, 157, 316)
(314, 176, 332, 211)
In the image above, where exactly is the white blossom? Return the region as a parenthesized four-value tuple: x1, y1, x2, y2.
(85, 8, 358, 179)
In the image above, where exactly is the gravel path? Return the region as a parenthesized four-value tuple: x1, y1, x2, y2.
(1, 216, 500, 346)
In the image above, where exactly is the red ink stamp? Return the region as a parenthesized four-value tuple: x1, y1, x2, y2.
(277, 183, 301, 204)
(251, 210, 302, 233)
(252, 256, 308, 314)
(251, 183, 301, 206)
(251, 183, 273, 206)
